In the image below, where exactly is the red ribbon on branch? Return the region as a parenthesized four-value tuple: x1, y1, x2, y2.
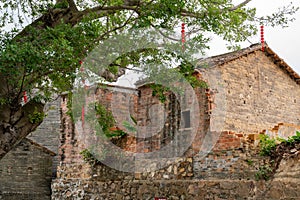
(81, 105, 85, 128)
(23, 91, 28, 103)
(80, 60, 85, 128)
(181, 22, 185, 51)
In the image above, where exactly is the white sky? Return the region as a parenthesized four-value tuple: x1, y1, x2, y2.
(208, 0, 300, 74)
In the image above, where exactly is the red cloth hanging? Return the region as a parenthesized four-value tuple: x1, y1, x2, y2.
(23, 91, 28, 103)
(181, 22, 185, 51)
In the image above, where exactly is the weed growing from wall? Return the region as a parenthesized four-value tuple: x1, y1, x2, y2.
(259, 134, 277, 156)
(256, 132, 300, 180)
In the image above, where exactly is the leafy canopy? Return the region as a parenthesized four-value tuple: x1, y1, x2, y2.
(0, 0, 298, 106)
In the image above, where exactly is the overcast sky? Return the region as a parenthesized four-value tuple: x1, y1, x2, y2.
(208, 0, 300, 74)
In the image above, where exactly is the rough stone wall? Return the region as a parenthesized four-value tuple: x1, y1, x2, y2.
(52, 133, 300, 199)
(216, 51, 300, 134)
(193, 135, 261, 180)
(0, 139, 54, 200)
(52, 177, 300, 200)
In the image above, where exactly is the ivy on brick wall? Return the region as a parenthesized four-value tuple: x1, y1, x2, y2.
(150, 62, 208, 103)
(95, 103, 127, 138)
(80, 103, 132, 165)
(178, 62, 208, 89)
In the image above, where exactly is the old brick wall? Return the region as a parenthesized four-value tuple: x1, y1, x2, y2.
(27, 98, 61, 177)
(216, 51, 300, 134)
(58, 85, 138, 172)
(191, 50, 300, 180)
(0, 98, 60, 200)
(55, 82, 210, 175)
(95, 85, 138, 132)
(135, 85, 174, 153)
(58, 82, 209, 161)
(0, 139, 54, 200)
(59, 94, 83, 165)
(52, 49, 300, 199)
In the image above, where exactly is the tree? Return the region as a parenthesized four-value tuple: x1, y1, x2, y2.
(0, 0, 298, 159)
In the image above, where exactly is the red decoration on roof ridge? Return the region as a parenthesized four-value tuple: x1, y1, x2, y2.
(260, 25, 264, 51)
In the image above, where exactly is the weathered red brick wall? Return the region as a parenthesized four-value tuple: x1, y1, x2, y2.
(95, 86, 138, 132)
(58, 78, 249, 171)
(59, 94, 82, 165)
(57, 82, 211, 177)
(59, 85, 138, 166)
(80, 83, 211, 156)
(135, 85, 180, 153)
(95, 86, 138, 152)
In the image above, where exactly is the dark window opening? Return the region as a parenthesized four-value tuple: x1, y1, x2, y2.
(182, 110, 191, 128)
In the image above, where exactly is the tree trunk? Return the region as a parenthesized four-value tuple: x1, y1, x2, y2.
(0, 100, 44, 160)
(0, 5, 71, 160)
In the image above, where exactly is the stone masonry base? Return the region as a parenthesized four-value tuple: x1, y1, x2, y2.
(51, 179, 299, 200)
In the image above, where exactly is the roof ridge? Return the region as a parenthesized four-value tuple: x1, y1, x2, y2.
(24, 138, 56, 156)
(197, 43, 300, 85)
(197, 43, 261, 67)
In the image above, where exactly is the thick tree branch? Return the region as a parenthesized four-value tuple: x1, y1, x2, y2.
(155, 28, 179, 42)
(80, 5, 139, 17)
(181, 0, 253, 18)
(229, 0, 252, 11)
(0, 99, 44, 159)
(95, 11, 136, 41)
(67, 0, 78, 12)
(181, 9, 201, 18)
